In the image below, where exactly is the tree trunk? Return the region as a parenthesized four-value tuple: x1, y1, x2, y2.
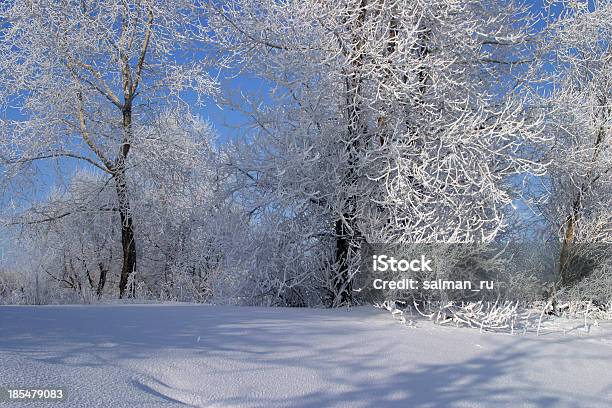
(558, 110, 606, 287)
(559, 212, 577, 286)
(96, 262, 108, 297)
(333, 218, 353, 306)
(115, 169, 136, 299)
(114, 100, 137, 299)
(329, 0, 375, 307)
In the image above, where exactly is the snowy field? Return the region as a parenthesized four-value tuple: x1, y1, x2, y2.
(1, 305, 611, 408)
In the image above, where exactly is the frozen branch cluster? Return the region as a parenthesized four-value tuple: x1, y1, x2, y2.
(376, 298, 612, 334)
(207, 0, 549, 305)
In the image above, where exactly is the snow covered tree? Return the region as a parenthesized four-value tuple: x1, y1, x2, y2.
(13, 110, 240, 303)
(530, 0, 611, 296)
(206, 0, 548, 306)
(0, 0, 217, 297)
(127, 110, 242, 301)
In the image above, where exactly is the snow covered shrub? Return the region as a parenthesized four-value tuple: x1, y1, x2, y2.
(0, 268, 28, 305)
(12, 171, 121, 303)
(219, 210, 326, 307)
(126, 110, 233, 302)
(562, 264, 612, 304)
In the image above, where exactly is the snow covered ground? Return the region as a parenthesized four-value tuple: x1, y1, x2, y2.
(0, 305, 611, 408)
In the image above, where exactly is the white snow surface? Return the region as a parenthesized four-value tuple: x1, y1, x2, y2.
(0, 305, 611, 408)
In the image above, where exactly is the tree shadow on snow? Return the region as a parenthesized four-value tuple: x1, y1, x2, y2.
(0, 305, 610, 407)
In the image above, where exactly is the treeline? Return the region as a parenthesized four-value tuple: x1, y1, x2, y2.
(0, 0, 610, 306)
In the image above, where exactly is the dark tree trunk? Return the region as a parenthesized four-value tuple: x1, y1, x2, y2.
(114, 102, 137, 299)
(333, 218, 353, 306)
(96, 262, 108, 297)
(115, 170, 136, 299)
